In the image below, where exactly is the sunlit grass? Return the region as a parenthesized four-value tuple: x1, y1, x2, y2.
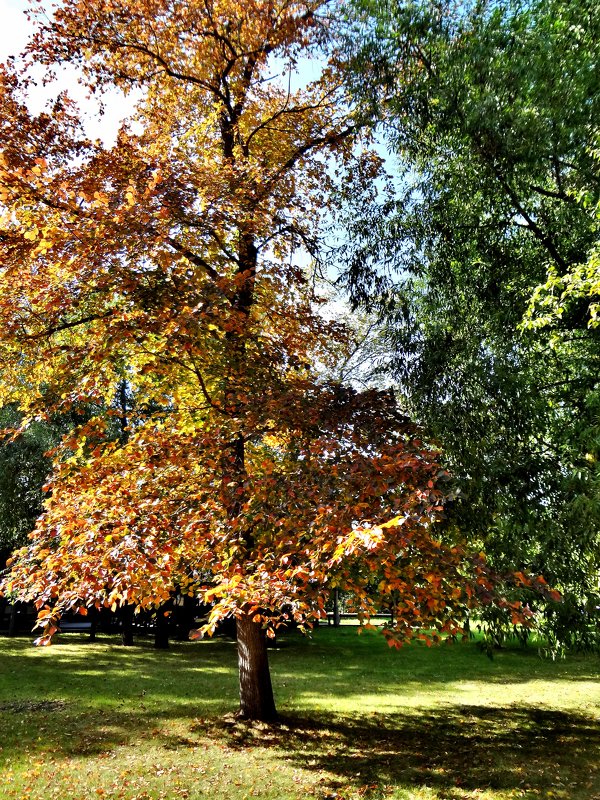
(0, 626, 598, 799)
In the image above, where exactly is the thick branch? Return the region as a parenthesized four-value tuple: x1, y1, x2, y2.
(189, 356, 230, 416)
(529, 184, 574, 203)
(259, 126, 356, 200)
(485, 163, 568, 271)
(20, 310, 116, 340)
(107, 38, 230, 105)
(165, 235, 222, 283)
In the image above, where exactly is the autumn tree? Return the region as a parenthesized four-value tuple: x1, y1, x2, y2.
(0, 0, 549, 719)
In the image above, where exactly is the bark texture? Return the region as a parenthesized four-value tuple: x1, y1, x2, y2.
(236, 614, 277, 720)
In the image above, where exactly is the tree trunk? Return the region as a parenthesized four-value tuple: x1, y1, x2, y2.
(174, 594, 196, 641)
(7, 601, 19, 637)
(333, 588, 340, 627)
(88, 606, 98, 642)
(154, 600, 172, 649)
(0, 597, 6, 633)
(236, 614, 277, 721)
(225, 225, 274, 720)
(120, 604, 135, 646)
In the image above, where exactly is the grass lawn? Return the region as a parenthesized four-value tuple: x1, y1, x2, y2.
(0, 626, 598, 800)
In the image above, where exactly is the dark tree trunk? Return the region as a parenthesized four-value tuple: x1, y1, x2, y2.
(236, 614, 277, 721)
(120, 604, 135, 646)
(0, 596, 6, 632)
(333, 588, 340, 627)
(174, 594, 196, 641)
(88, 606, 98, 642)
(224, 226, 275, 720)
(154, 600, 172, 649)
(7, 601, 19, 637)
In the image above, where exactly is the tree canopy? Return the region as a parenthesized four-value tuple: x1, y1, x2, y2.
(0, 0, 546, 719)
(0, 406, 56, 561)
(344, 0, 600, 649)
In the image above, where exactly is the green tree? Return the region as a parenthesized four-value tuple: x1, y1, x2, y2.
(343, 0, 600, 650)
(0, 385, 133, 563)
(0, 406, 55, 561)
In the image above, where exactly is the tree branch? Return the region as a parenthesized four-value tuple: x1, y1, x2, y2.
(20, 310, 116, 340)
(259, 126, 356, 200)
(164, 235, 222, 283)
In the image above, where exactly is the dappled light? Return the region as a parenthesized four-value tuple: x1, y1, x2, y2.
(0, 0, 599, 796)
(0, 629, 598, 799)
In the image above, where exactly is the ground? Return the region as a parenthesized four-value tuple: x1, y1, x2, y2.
(0, 625, 598, 800)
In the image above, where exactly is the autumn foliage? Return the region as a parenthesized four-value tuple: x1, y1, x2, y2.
(0, 0, 557, 718)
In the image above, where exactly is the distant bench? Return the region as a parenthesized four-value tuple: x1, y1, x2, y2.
(57, 620, 93, 633)
(322, 613, 392, 625)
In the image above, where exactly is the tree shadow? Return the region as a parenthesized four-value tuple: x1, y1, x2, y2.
(1, 692, 598, 798)
(1, 632, 599, 798)
(195, 704, 600, 797)
(273, 627, 600, 685)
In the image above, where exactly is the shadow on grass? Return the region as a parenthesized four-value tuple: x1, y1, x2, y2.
(197, 705, 600, 798)
(3, 697, 597, 797)
(0, 635, 241, 763)
(1, 631, 599, 798)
